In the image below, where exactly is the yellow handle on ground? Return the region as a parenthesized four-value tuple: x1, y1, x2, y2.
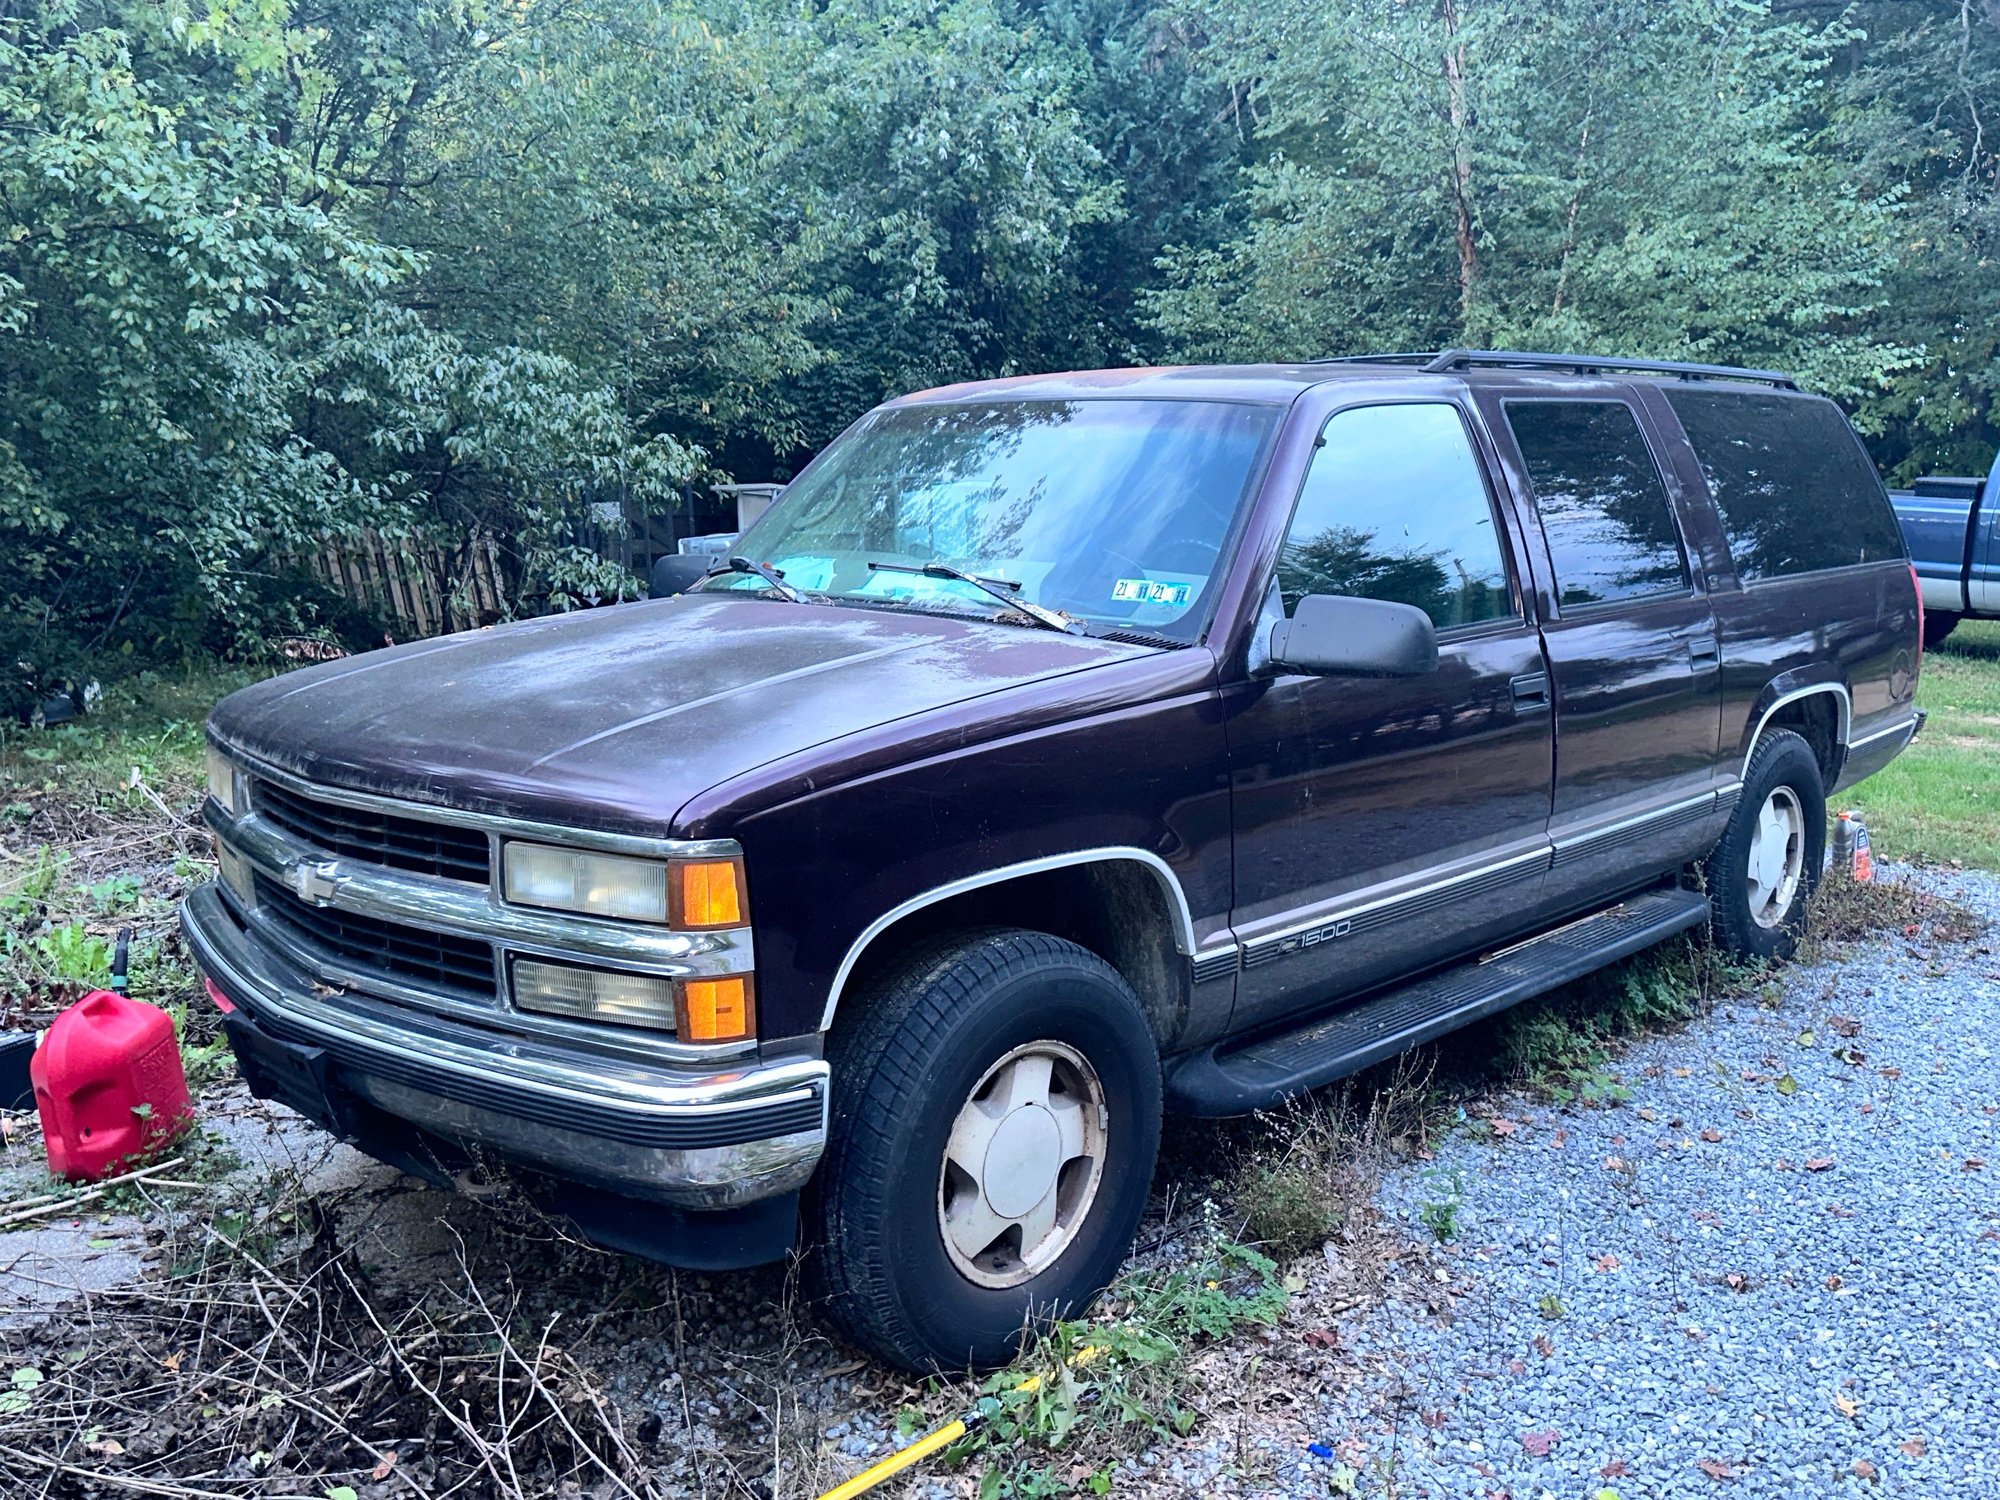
(812, 1345, 1104, 1500)
(815, 1419, 969, 1500)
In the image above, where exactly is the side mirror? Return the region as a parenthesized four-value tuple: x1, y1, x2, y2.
(651, 553, 720, 598)
(1270, 594, 1439, 676)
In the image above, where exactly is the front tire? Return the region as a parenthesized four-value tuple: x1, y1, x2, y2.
(810, 930, 1162, 1371)
(1704, 728, 1826, 961)
(1922, 611, 1959, 651)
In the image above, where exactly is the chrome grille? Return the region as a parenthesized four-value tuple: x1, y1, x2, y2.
(252, 777, 491, 883)
(253, 875, 496, 1002)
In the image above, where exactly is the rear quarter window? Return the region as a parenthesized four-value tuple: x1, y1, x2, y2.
(1503, 399, 1689, 607)
(1663, 389, 1906, 581)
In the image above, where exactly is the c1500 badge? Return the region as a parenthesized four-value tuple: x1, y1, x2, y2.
(1276, 917, 1353, 954)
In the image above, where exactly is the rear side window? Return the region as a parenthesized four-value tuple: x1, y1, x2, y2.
(1277, 403, 1514, 630)
(1663, 389, 1906, 580)
(1505, 400, 1689, 607)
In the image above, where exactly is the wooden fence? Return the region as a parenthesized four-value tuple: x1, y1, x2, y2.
(301, 486, 747, 641)
(308, 530, 511, 639)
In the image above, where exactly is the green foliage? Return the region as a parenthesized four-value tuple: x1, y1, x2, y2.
(2, 0, 1993, 698)
(33, 922, 111, 985)
(940, 1219, 1288, 1498)
(1832, 3, 2000, 478)
(1416, 1167, 1465, 1243)
(1147, 0, 1911, 398)
(1503, 943, 1705, 1103)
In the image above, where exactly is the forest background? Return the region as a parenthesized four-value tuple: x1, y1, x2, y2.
(2, 0, 1993, 706)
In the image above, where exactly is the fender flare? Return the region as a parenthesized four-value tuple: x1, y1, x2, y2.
(1738, 675, 1851, 781)
(818, 847, 1197, 1031)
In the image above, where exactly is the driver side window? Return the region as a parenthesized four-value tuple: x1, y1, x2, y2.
(1277, 403, 1515, 630)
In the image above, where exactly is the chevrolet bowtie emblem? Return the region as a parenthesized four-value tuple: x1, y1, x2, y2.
(289, 860, 343, 905)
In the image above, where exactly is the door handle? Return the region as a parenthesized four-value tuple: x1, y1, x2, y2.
(1510, 671, 1550, 713)
(1688, 640, 1721, 671)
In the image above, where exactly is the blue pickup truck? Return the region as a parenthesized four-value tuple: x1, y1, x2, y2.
(1894, 447, 2000, 649)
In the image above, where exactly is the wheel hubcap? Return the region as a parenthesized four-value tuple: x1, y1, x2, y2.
(938, 1041, 1108, 1289)
(1745, 786, 1806, 930)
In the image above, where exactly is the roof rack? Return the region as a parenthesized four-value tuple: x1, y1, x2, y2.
(1316, 349, 1798, 390)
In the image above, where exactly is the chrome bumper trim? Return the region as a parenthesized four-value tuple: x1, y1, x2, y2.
(182, 885, 826, 1208)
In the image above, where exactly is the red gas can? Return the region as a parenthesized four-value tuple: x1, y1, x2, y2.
(29, 991, 193, 1182)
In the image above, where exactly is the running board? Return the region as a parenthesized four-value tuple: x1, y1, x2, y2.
(1164, 887, 1711, 1117)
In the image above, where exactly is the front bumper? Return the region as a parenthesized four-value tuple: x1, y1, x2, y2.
(181, 883, 829, 1215)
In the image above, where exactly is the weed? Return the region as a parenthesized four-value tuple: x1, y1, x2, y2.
(934, 1214, 1289, 1499)
(165, 993, 234, 1094)
(1416, 1167, 1465, 1243)
(1229, 1061, 1442, 1263)
(1498, 935, 1765, 1105)
(1234, 1157, 1341, 1262)
(83, 874, 142, 913)
(1537, 1292, 1565, 1320)
(0, 847, 67, 912)
(1800, 870, 1985, 957)
(33, 921, 111, 986)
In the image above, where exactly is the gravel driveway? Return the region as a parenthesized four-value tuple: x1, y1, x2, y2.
(1280, 867, 2000, 1499)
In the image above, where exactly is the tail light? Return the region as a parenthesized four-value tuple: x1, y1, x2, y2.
(1909, 561, 1924, 676)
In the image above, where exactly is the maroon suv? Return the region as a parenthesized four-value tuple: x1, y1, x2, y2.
(183, 350, 1923, 1370)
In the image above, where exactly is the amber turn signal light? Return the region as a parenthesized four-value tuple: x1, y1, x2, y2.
(677, 975, 754, 1042)
(672, 857, 744, 929)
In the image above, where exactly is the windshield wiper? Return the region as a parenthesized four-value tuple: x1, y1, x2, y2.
(723, 555, 812, 604)
(866, 560, 1084, 634)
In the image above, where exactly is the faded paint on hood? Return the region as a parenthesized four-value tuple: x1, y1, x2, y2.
(208, 593, 1144, 834)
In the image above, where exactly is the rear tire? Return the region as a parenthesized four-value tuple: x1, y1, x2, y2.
(810, 930, 1162, 1372)
(1922, 611, 1959, 651)
(1704, 728, 1825, 962)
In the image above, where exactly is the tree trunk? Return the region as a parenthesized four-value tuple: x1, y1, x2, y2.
(1440, 0, 1479, 324)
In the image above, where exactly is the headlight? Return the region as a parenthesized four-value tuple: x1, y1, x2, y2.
(205, 744, 247, 816)
(503, 843, 669, 923)
(501, 843, 745, 929)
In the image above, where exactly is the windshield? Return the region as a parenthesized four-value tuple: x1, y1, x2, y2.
(712, 398, 1280, 641)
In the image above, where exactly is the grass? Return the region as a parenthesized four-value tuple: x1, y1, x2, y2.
(1, 666, 256, 1071)
(1849, 616, 2000, 868)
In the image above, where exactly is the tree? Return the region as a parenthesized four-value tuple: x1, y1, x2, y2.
(1835, 0, 2000, 479)
(1147, 0, 1910, 400)
(0, 0, 699, 707)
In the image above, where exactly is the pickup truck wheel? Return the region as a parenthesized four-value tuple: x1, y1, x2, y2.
(810, 930, 1161, 1372)
(1705, 728, 1825, 961)
(1922, 611, 1959, 651)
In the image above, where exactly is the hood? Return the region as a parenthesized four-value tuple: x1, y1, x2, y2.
(209, 593, 1145, 834)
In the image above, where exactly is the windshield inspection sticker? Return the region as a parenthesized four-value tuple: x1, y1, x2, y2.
(1112, 578, 1194, 608)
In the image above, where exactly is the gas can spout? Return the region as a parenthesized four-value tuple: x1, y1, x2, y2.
(111, 927, 131, 996)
